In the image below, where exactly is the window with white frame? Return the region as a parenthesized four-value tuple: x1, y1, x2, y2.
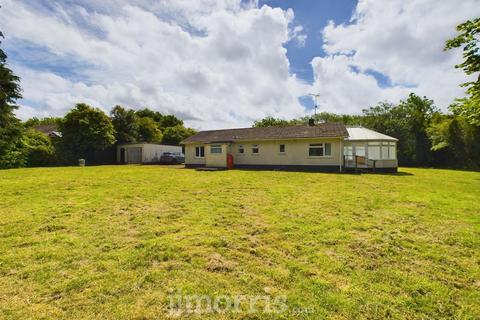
(252, 144, 259, 154)
(238, 144, 244, 154)
(355, 146, 365, 157)
(195, 146, 205, 158)
(279, 144, 285, 153)
(309, 143, 331, 157)
(388, 142, 396, 160)
(367, 142, 380, 160)
(344, 146, 353, 160)
(379, 141, 396, 160)
(381, 142, 389, 159)
(210, 144, 222, 154)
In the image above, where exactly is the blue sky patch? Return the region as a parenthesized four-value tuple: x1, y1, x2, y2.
(260, 0, 357, 82)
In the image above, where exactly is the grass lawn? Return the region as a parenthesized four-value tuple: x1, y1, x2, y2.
(0, 166, 479, 319)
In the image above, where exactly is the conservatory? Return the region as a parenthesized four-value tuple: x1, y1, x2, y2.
(343, 127, 398, 172)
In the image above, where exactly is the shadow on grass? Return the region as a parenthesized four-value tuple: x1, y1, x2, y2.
(374, 171, 413, 176)
(339, 170, 413, 176)
(181, 166, 414, 176)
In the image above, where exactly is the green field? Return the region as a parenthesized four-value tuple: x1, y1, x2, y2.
(0, 166, 479, 319)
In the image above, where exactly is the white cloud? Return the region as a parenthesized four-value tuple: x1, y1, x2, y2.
(1, 0, 308, 129)
(310, 55, 409, 113)
(2, 0, 478, 128)
(312, 0, 480, 113)
(289, 25, 307, 47)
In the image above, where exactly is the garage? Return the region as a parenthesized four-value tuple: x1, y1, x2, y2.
(127, 147, 142, 164)
(116, 143, 183, 164)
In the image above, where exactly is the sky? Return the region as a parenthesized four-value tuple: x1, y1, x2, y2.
(1, 0, 479, 129)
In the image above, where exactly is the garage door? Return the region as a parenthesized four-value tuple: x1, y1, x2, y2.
(127, 147, 142, 164)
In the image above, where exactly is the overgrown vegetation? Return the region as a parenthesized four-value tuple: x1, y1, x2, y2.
(0, 166, 478, 319)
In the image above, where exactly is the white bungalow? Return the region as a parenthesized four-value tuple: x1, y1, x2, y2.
(181, 122, 398, 173)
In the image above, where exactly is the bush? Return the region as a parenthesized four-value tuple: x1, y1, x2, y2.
(23, 129, 56, 167)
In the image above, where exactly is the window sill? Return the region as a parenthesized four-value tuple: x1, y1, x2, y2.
(251, 153, 260, 156)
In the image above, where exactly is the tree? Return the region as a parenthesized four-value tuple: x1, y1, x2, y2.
(359, 95, 437, 166)
(136, 117, 163, 143)
(0, 30, 25, 168)
(427, 113, 480, 168)
(299, 112, 362, 125)
(361, 102, 414, 165)
(447, 118, 468, 165)
(58, 103, 116, 162)
(445, 18, 480, 126)
(160, 114, 183, 128)
(397, 93, 437, 166)
(135, 108, 163, 124)
(111, 105, 138, 144)
(135, 108, 184, 129)
(462, 120, 480, 167)
(23, 129, 56, 167)
(427, 114, 451, 163)
(253, 116, 291, 127)
(162, 125, 196, 145)
(24, 116, 61, 128)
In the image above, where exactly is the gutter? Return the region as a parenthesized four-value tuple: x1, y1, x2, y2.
(181, 135, 348, 145)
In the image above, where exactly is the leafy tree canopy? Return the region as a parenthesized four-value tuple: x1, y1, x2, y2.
(24, 116, 62, 128)
(0, 30, 25, 168)
(445, 18, 480, 126)
(445, 18, 480, 77)
(160, 114, 183, 128)
(397, 93, 437, 165)
(136, 116, 163, 143)
(58, 103, 116, 161)
(135, 108, 184, 129)
(110, 106, 190, 144)
(253, 116, 292, 127)
(23, 129, 56, 167)
(301, 112, 363, 126)
(111, 105, 138, 144)
(162, 125, 196, 145)
(254, 113, 363, 128)
(135, 108, 163, 124)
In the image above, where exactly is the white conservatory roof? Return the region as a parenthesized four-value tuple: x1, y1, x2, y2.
(345, 126, 398, 141)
